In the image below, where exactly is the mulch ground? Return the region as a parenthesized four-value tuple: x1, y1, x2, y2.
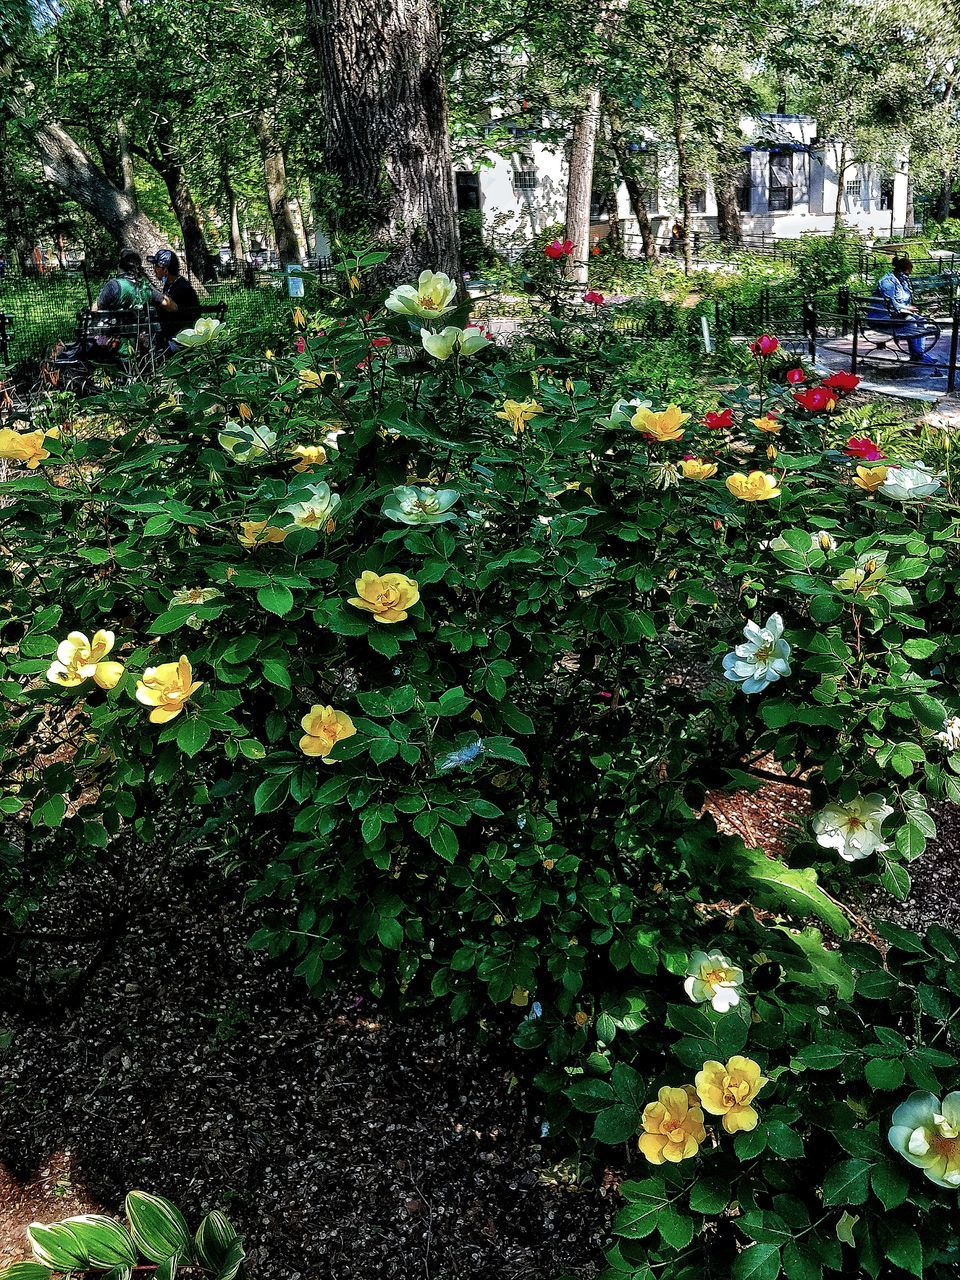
(0, 843, 614, 1279)
(1, 784, 958, 1278)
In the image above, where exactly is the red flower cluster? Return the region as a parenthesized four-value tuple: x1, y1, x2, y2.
(786, 368, 806, 385)
(294, 336, 306, 354)
(583, 290, 606, 306)
(703, 408, 734, 430)
(544, 238, 575, 260)
(792, 386, 836, 413)
(823, 370, 861, 395)
(370, 336, 392, 350)
(749, 334, 780, 357)
(844, 436, 886, 461)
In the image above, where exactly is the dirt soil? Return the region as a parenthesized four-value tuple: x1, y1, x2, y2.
(0, 844, 614, 1280)
(2, 785, 958, 1279)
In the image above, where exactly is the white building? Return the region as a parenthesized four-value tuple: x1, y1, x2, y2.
(455, 113, 910, 254)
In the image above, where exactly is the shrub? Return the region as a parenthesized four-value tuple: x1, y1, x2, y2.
(2, 274, 960, 1277)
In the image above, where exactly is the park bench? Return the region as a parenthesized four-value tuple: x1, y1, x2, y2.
(847, 294, 941, 364)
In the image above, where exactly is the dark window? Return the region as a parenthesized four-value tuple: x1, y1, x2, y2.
(735, 164, 752, 213)
(689, 187, 707, 213)
(879, 176, 894, 210)
(845, 177, 862, 198)
(590, 191, 609, 220)
(512, 169, 538, 191)
(769, 149, 794, 212)
(633, 147, 659, 213)
(456, 171, 481, 211)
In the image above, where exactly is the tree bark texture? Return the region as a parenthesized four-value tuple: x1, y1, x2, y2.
(253, 111, 302, 267)
(36, 120, 165, 262)
(606, 115, 658, 261)
(222, 161, 245, 262)
(671, 83, 693, 274)
(306, 0, 461, 286)
(715, 181, 743, 247)
(143, 138, 216, 282)
(563, 88, 601, 285)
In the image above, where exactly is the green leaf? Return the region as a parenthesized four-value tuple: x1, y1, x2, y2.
(657, 1206, 694, 1250)
(0, 1266, 56, 1280)
(257, 583, 295, 616)
(688, 1177, 731, 1214)
(26, 1224, 87, 1271)
(253, 774, 289, 814)
(377, 917, 404, 950)
(124, 1194, 190, 1263)
(60, 1217, 136, 1268)
(871, 1162, 911, 1211)
(429, 822, 459, 861)
(782, 1242, 822, 1280)
(194, 1212, 238, 1274)
(835, 1211, 859, 1247)
(881, 859, 911, 901)
(821, 1159, 873, 1206)
(766, 1121, 804, 1159)
(864, 1059, 905, 1091)
(176, 717, 211, 758)
(261, 659, 292, 689)
(881, 1223, 923, 1276)
(732, 1244, 781, 1280)
(593, 1105, 639, 1144)
(740, 847, 850, 937)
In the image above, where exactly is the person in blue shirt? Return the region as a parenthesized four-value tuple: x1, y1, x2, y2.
(867, 255, 937, 365)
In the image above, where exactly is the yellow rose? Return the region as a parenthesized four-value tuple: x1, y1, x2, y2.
(725, 471, 781, 502)
(852, 465, 888, 493)
(0, 427, 52, 468)
(348, 570, 420, 624)
(47, 629, 124, 690)
(298, 368, 340, 392)
(631, 404, 690, 442)
(679, 458, 718, 480)
(237, 403, 253, 421)
(290, 444, 328, 473)
(292, 307, 306, 328)
(766, 444, 778, 461)
(695, 1056, 768, 1134)
(638, 1085, 706, 1164)
(135, 655, 202, 724)
(751, 415, 781, 434)
(299, 704, 357, 761)
(237, 520, 289, 549)
(496, 398, 543, 434)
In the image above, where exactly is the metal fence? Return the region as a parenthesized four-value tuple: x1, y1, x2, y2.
(0, 259, 340, 369)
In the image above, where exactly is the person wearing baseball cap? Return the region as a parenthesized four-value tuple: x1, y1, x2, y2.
(146, 248, 200, 349)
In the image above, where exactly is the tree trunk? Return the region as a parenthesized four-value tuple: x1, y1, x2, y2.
(833, 143, 847, 232)
(603, 174, 622, 254)
(35, 120, 165, 262)
(933, 171, 953, 224)
(563, 87, 601, 285)
(671, 83, 692, 274)
(117, 119, 138, 209)
(305, 0, 461, 287)
(222, 162, 245, 262)
(904, 167, 916, 236)
(143, 139, 217, 282)
(606, 115, 658, 261)
(253, 111, 302, 267)
(715, 180, 743, 247)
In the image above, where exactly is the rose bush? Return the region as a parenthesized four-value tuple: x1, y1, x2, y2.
(2, 271, 960, 1278)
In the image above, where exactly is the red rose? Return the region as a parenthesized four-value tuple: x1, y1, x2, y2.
(370, 336, 392, 349)
(786, 368, 806, 384)
(583, 290, 605, 306)
(823, 370, 861, 396)
(294, 336, 306, 354)
(703, 408, 734, 430)
(544, 238, 575, 260)
(844, 435, 886, 461)
(749, 334, 780, 357)
(793, 386, 836, 412)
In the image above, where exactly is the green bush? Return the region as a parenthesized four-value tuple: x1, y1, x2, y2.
(2, 274, 960, 1278)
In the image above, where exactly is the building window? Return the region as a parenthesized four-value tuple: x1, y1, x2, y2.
(879, 176, 894, 211)
(589, 191, 609, 220)
(735, 164, 752, 213)
(512, 169, 538, 191)
(633, 147, 659, 214)
(769, 149, 794, 212)
(689, 187, 707, 213)
(455, 171, 481, 212)
(845, 177, 862, 198)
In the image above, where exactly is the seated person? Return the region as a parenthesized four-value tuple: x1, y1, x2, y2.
(866, 255, 937, 366)
(89, 248, 154, 360)
(146, 249, 201, 350)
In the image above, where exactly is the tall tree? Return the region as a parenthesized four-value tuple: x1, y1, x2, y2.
(306, 0, 461, 285)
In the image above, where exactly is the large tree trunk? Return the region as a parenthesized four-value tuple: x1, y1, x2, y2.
(671, 82, 693, 274)
(607, 116, 658, 261)
(904, 166, 916, 236)
(305, 0, 461, 287)
(933, 171, 953, 224)
(222, 161, 245, 262)
(715, 180, 743, 247)
(117, 119, 138, 208)
(153, 139, 216, 282)
(36, 120, 165, 261)
(563, 87, 601, 285)
(253, 111, 302, 267)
